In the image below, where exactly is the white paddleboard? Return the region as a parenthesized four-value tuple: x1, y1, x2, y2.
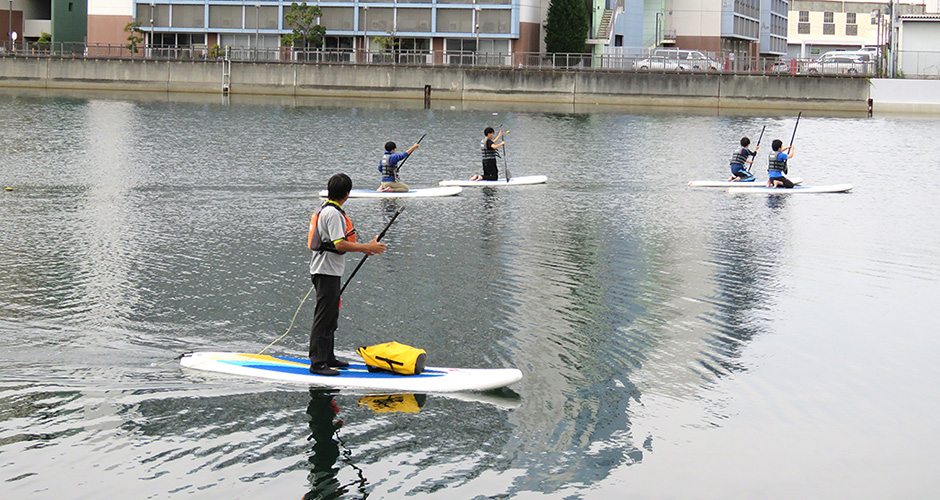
(180, 352, 523, 392)
(727, 183, 853, 194)
(689, 177, 803, 187)
(318, 186, 462, 198)
(439, 175, 548, 187)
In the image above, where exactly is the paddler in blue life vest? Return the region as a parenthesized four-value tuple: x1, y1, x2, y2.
(726, 136, 759, 182)
(469, 126, 505, 181)
(766, 139, 795, 188)
(377, 140, 420, 192)
(308, 173, 388, 376)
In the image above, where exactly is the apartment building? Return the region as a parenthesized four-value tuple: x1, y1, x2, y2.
(658, 0, 784, 63)
(81, 0, 543, 59)
(787, 0, 925, 58)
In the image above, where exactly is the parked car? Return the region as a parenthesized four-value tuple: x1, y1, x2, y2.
(768, 58, 791, 73)
(802, 54, 873, 74)
(653, 49, 720, 71)
(632, 56, 688, 71)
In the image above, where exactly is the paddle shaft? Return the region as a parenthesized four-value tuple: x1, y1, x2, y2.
(783, 112, 801, 176)
(393, 133, 426, 172)
(501, 130, 511, 182)
(789, 112, 801, 147)
(339, 206, 403, 296)
(746, 125, 766, 173)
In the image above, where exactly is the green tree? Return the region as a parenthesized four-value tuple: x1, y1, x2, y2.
(281, 2, 327, 53)
(544, 0, 589, 54)
(33, 32, 52, 50)
(124, 21, 144, 53)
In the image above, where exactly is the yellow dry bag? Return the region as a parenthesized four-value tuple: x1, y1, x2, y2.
(356, 342, 427, 375)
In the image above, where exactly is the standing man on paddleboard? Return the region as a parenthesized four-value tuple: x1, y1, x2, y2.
(308, 174, 388, 376)
(469, 127, 505, 181)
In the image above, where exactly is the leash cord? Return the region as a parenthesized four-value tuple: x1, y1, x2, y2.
(253, 282, 316, 358)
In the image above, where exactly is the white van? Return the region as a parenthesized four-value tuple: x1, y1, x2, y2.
(652, 49, 720, 70)
(820, 50, 873, 62)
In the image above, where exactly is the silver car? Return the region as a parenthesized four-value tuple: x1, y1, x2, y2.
(803, 54, 873, 75)
(632, 56, 688, 71)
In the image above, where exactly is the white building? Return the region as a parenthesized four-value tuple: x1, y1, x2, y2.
(787, 0, 925, 59)
(898, 14, 940, 77)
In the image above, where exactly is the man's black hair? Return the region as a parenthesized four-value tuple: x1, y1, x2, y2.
(484, 127, 494, 136)
(327, 173, 352, 201)
(384, 141, 396, 152)
(772, 139, 783, 151)
(740, 137, 750, 147)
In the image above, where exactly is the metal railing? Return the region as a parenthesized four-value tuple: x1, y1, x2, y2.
(3, 41, 934, 78)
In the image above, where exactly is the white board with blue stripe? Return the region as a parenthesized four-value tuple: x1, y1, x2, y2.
(180, 352, 522, 392)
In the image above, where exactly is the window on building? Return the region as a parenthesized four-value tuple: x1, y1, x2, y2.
(798, 23, 810, 34)
(446, 38, 476, 64)
(323, 36, 354, 50)
(209, 6, 242, 29)
(846, 24, 858, 36)
(323, 36, 353, 63)
(437, 9, 473, 33)
(397, 9, 432, 32)
(823, 23, 835, 35)
(823, 12, 833, 23)
(446, 38, 476, 52)
(219, 34, 251, 49)
(871, 13, 880, 24)
(478, 9, 511, 34)
(138, 4, 171, 28)
(245, 6, 279, 30)
(172, 4, 205, 29)
(799, 11, 809, 22)
(846, 12, 856, 24)
(319, 7, 353, 31)
(358, 7, 393, 33)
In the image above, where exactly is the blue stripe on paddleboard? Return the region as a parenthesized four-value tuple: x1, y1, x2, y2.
(220, 355, 446, 378)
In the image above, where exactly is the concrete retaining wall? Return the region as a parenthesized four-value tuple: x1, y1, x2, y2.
(870, 78, 940, 114)
(0, 57, 872, 111)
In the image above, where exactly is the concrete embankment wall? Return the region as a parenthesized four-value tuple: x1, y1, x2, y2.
(869, 79, 940, 114)
(0, 57, 872, 111)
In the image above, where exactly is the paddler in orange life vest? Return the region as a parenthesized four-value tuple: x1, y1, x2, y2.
(307, 173, 387, 376)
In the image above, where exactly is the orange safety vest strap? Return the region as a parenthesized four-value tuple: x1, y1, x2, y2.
(308, 202, 356, 253)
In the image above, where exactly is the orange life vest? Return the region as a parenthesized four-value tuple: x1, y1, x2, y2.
(308, 202, 356, 254)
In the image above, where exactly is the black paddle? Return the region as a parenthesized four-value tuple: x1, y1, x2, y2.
(746, 125, 766, 174)
(786, 112, 801, 175)
(789, 112, 801, 149)
(394, 134, 426, 173)
(339, 206, 403, 297)
(501, 129, 511, 182)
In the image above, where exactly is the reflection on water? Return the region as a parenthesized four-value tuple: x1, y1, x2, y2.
(2, 89, 940, 498)
(306, 389, 356, 500)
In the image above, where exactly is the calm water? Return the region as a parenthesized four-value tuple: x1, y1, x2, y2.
(1, 88, 939, 499)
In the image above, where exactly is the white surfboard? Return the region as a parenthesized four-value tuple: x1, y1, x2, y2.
(727, 183, 853, 194)
(318, 186, 462, 198)
(689, 177, 803, 187)
(180, 352, 523, 393)
(439, 175, 548, 187)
